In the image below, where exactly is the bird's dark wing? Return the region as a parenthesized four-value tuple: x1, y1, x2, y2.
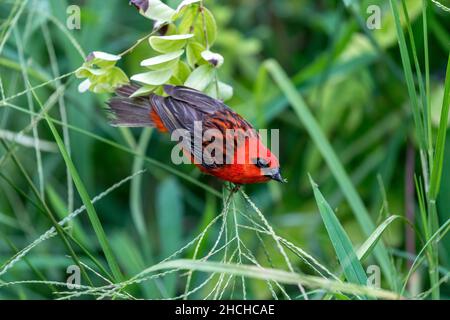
(150, 85, 229, 166)
(163, 85, 229, 112)
(151, 85, 243, 168)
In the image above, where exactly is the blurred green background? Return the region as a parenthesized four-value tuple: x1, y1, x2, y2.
(0, 0, 449, 299)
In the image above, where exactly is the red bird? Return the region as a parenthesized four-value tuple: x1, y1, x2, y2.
(107, 84, 285, 184)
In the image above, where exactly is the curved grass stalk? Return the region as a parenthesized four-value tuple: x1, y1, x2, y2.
(231, 199, 246, 299)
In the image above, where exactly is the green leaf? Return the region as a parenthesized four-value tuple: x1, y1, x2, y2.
(178, 6, 217, 47)
(178, 5, 197, 32)
(172, 0, 201, 20)
(76, 52, 128, 94)
(196, 7, 217, 46)
(149, 34, 193, 53)
(85, 51, 121, 68)
(184, 64, 214, 91)
(186, 41, 206, 68)
(77, 67, 128, 94)
(205, 81, 233, 101)
(175, 0, 201, 13)
(141, 50, 184, 70)
(131, 69, 173, 86)
(106, 66, 129, 84)
(89, 67, 129, 93)
(171, 60, 191, 84)
(138, 0, 175, 22)
(75, 66, 108, 78)
(156, 178, 183, 296)
(309, 176, 367, 287)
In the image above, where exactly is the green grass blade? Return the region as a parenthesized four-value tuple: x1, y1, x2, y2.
(130, 128, 152, 250)
(389, 0, 425, 149)
(357, 215, 403, 261)
(309, 176, 367, 287)
(422, 0, 432, 155)
(429, 54, 450, 200)
(401, 0, 431, 153)
(156, 178, 183, 296)
(27, 85, 124, 282)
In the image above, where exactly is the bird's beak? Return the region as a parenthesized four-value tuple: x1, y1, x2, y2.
(267, 168, 287, 183)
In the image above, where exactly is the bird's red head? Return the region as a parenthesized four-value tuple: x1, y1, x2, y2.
(240, 136, 284, 184)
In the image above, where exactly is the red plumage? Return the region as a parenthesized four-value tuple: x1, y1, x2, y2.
(107, 84, 285, 184)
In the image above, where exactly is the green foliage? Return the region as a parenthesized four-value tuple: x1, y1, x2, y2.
(0, 0, 449, 301)
(75, 51, 128, 93)
(76, 0, 231, 101)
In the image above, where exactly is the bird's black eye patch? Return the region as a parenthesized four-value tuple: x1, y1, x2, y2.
(254, 157, 270, 168)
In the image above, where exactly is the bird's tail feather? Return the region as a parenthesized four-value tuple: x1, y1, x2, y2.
(107, 84, 154, 127)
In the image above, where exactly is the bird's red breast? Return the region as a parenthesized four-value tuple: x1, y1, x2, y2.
(107, 84, 285, 184)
